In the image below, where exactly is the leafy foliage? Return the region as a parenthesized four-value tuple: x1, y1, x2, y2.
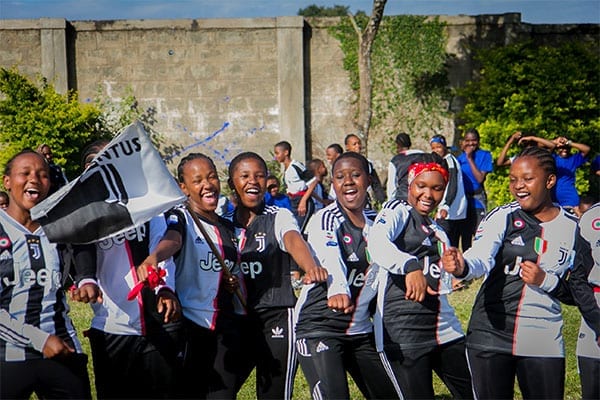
(0, 68, 182, 188)
(0, 67, 108, 180)
(458, 41, 600, 206)
(298, 4, 352, 17)
(331, 15, 450, 152)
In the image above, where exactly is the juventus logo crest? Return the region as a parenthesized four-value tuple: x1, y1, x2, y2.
(255, 232, 266, 252)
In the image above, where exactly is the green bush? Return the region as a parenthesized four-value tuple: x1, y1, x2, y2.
(0, 68, 109, 180)
(458, 41, 600, 208)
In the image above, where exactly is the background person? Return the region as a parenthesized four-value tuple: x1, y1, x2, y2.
(36, 143, 68, 195)
(344, 133, 386, 207)
(430, 134, 467, 248)
(386, 131, 424, 201)
(274, 141, 317, 233)
(455, 128, 493, 251)
(0, 190, 8, 209)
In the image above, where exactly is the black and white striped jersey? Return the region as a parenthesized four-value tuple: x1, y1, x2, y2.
(233, 204, 299, 310)
(463, 202, 585, 357)
(369, 199, 464, 352)
(0, 211, 81, 361)
(295, 202, 378, 338)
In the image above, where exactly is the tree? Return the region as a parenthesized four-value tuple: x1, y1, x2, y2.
(458, 40, 600, 206)
(298, 4, 351, 17)
(348, 0, 387, 156)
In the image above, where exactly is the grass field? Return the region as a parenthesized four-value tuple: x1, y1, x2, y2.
(67, 278, 584, 399)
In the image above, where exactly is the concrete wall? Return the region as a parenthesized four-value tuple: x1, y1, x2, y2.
(1, 14, 598, 176)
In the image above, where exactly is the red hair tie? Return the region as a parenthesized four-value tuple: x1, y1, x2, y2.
(408, 162, 449, 185)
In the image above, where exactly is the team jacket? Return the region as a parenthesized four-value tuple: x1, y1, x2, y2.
(0, 212, 82, 361)
(295, 202, 379, 338)
(462, 202, 585, 357)
(166, 207, 244, 330)
(369, 199, 464, 352)
(572, 203, 600, 358)
(232, 204, 299, 310)
(85, 215, 176, 336)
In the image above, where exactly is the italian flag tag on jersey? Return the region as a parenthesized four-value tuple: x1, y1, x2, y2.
(437, 241, 447, 257)
(534, 237, 548, 255)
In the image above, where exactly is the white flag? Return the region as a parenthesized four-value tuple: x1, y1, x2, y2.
(31, 121, 186, 244)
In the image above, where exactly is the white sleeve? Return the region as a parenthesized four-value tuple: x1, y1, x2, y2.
(368, 202, 421, 275)
(386, 162, 396, 200)
(0, 309, 49, 353)
(306, 213, 349, 298)
(275, 208, 301, 252)
(462, 208, 507, 280)
(149, 215, 176, 292)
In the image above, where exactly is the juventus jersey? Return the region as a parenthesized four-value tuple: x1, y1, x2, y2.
(90, 215, 176, 336)
(233, 204, 299, 310)
(369, 199, 464, 352)
(166, 208, 244, 330)
(295, 202, 379, 338)
(462, 202, 586, 357)
(0, 211, 82, 361)
(573, 203, 600, 358)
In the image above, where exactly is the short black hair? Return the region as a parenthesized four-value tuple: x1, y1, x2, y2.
(326, 143, 343, 155)
(274, 141, 292, 155)
(331, 151, 370, 175)
(177, 153, 217, 183)
(515, 146, 556, 176)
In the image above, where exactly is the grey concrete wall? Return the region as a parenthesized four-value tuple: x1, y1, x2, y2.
(1, 14, 598, 177)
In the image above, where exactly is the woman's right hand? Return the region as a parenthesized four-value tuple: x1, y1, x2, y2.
(441, 247, 465, 277)
(405, 270, 427, 302)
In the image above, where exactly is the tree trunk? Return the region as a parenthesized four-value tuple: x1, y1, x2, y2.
(351, 0, 387, 156)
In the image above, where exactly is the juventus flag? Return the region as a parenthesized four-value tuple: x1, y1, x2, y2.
(31, 121, 186, 244)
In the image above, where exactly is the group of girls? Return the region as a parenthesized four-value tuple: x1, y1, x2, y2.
(1, 143, 598, 400)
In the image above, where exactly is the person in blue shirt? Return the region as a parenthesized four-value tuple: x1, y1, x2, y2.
(264, 175, 293, 211)
(456, 128, 493, 251)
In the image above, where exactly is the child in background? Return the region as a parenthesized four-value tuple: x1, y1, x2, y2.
(306, 158, 332, 212)
(265, 175, 293, 211)
(0, 191, 8, 209)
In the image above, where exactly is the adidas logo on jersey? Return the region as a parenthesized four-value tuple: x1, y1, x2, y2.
(421, 237, 432, 246)
(0, 249, 12, 261)
(195, 236, 203, 244)
(347, 252, 359, 262)
(271, 326, 284, 338)
(316, 341, 329, 353)
(510, 236, 525, 246)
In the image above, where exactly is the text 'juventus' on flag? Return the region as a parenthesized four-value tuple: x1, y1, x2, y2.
(31, 121, 186, 244)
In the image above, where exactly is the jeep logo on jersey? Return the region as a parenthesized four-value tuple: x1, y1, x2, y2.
(347, 269, 366, 287)
(3, 265, 62, 289)
(240, 261, 263, 279)
(199, 252, 235, 272)
(97, 224, 147, 250)
(422, 255, 443, 279)
(255, 233, 266, 252)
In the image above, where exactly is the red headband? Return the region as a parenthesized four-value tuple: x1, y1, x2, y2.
(407, 162, 449, 185)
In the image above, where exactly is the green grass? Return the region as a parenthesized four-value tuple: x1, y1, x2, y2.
(67, 279, 583, 399)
